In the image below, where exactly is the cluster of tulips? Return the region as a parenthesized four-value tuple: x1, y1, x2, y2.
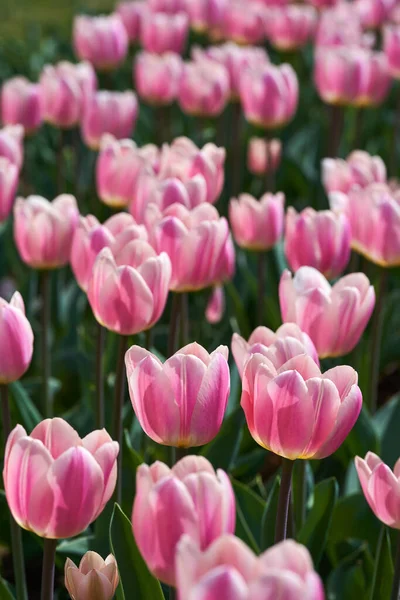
(1, 0, 400, 598)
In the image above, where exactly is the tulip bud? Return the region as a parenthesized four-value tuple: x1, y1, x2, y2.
(134, 51, 183, 105)
(178, 60, 230, 117)
(1, 77, 42, 134)
(222, 0, 265, 44)
(266, 5, 317, 51)
(206, 285, 225, 324)
(384, 25, 400, 78)
(229, 192, 285, 251)
(65, 552, 119, 600)
(0, 292, 33, 384)
(0, 125, 24, 170)
(73, 14, 129, 70)
(247, 137, 281, 176)
(141, 10, 189, 55)
(117, 1, 147, 43)
(322, 150, 386, 194)
(0, 157, 18, 222)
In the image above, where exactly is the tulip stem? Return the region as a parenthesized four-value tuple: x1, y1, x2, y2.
(275, 458, 294, 544)
(390, 87, 400, 178)
(327, 104, 344, 158)
(1, 384, 28, 600)
(41, 270, 52, 417)
(180, 293, 189, 347)
(257, 251, 267, 325)
(265, 133, 274, 193)
(369, 267, 387, 414)
(168, 293, 181, 357)
(353, 108, 363, 151)
(293, 460, 307, 533)
(41, 538, 57, 600)
(113, 335, 129, 505)
(391, 531, 400, 600)
(232, 101, 242, 197)
(95, 321, 105, 429)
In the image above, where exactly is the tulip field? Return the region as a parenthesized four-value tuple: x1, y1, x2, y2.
(2, 0, 400, 599)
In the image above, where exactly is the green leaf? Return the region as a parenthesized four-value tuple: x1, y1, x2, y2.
(57, 535, 93, 556)
(201, 406, 244, 471)
(374, 394, 400, 468)
(121, 430, 144, 516)
(342, 405, 380, 461)
(232, 479, 265, 552)
(370, 527, 394, 600)
(327, 545, 374, 600)
(298, 477, 338, 567)
(260, 476, 280, 551)
(0, 574, 14, 600)
(109, 504, 165, 600)
(9, 380, 41, 431)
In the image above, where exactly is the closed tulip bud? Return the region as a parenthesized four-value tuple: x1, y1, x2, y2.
(0, 158, 18, 222)
(149, 0, 185, 11)
(3, 419, 119, 538)
(247, 137, 281, 176)
(279, 267, 375, 358)
(184, 0, 228, 36)
(65, 553, 119, 600)
(232, 323, 319, 378)
(229, 192, 285, 251)
(316, 3, 373, 49)
(14, 195, 79, 270)
(0, 125, 24, 170)
(141, 10, 189, 55)
(134, 51, 183, 105)
(285, 207, 351, 279)
(73, 14, 128, 70)
(223, 1, 265, 44)
(384, 25, 400, 78)
(117, 1, 147, 43)
(178, 60, 230, 117)
(240, 63, 298, 129)
(322, 150, 386, 194)
(266, 5, 317, 51)
(40, 61, 96, 129)
(206, 285, 225, 324)
(355, 0, 395, 29)
(1, 77, 42, 134)
(132, 456, 236, 585)
(0, 292, 33, 383)
(81, 90, 138, 150)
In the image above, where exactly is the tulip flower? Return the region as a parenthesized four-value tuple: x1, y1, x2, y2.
(355, 0, 395, 29)
(285, 208, 351, 279)
(1, 77, 42, 134)
(322, 150, 386, 194)
(65, 552, 119, 600)
(384, 25, 400, 78)
(247, 137, 281, 177)
(307, 0, 340, 7)
(184, 0, 228, 36)
(316, 3, 374, 49)
(0, 292, 33, 384)
(229, 192, 285, 251)
(125, 342, 230, 446)
(141, 10, 189, 55)
(134, 51, 183, 105)
(132, 455, 236, 585)
(149, 0, 184, 11)
(178, 60, 230, 117)
(206, 285, 225, 324)
(0, 157, 18, 222)
(3, 418, 118, 538)
(222, 0, 265, 44)
(116, 0, 147, 43)
(279, 267, 375, 358)
(73, 14, 129, 70)
(81, 90, 138, 150)
(232, 323, 319, 378)
(0, 125, 24, 170)
(265, 5, 317, 51)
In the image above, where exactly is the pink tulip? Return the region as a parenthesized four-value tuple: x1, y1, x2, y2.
(73, 14, 128, 70)
(3, 418, 118, 538)
(117, 1, 147, 43)
(71, 213, 147, 292)
(356, 453, 400, 529)
(1, 77, 42, 134)
(316, 3, 374, 49)
(355, 0, 395, 29)
(266, 5, 317, 51)
(306, 0, 339, 7)
(0, 125, 24, 170)
(14, 195, 79, 269)
(125, 342, 230, 446)
(149, 0, 185, 11)
(232, 323, 319, 378)
(40, 61, 97, 128)
(132, 455, 236, 585)
(176, 536, 325, 600)
(279, 267, 375, 358)
(81, 90, 138, 150)
(384, 25, 400, 78)
(65, 552, 119, 600)
(229, 192, 285, 251)
(0, 292, 33, 384)
(184, 0, 228, 35)
(0, 158, 18, 222)
(222, 1, 265, 44)
(247, 137, 281, 176)
(87, 246, 171, 335)
(240, 63, 298, 129)
(206, 285, 225, 324)
(178, 60, 230, 117)
(134, 51, 183, 105)
(141, 10, 189, 55)
(322, 150, 386, 194)
(152, 203, 234, 291)
(285, 208, 351, 279)
(314, 47, 391, 107)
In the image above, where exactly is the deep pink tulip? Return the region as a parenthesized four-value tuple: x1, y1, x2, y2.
(232, 323, 319, 378)
(0, 292, 33, 384)
(1, 77, 42, 134)
(322, 150, 386, 194)
(71, 213, 147, 292)
(88, 246, 171, 335)
(247, 137, 281, 176)
(132, 456, 236, 585)
(329, 183, 400, 267)
(141, 10, 189, 55)
(184, 0, 228, 36)
(384, 25, 400, 78)
(285, 207, 351, 279)
(279, 267, 375, 358)
(0, 125, 24, 170)
(356, 453, 400, 529)
(3, 419, 118, 538)
(73, 14, 128, 70)
(134, 51, 183, 105)
(0, 158, 18, 222)
(117, 1, 147, 43)
(240, 63, 298, 129)
(14, 195, 79, 269)
(266, 5, 317, 51)
(81, 91, 138, 150)
(65, 552, 119, 600)
(152, 203, 234, 291)
(125, 342, 230, 446)
(206, 285, 225, 324)
(355, 0, 395, 29)
(316, 3, 373, 49)
(149, 0, 185, 11)
(314, 47, 391, 107)
(222, 1, 265, 44)
(229, 192, 285, 251)
(178, 60, 230, 117)
(40, 61, 96, 128)
(306, 0, 339, 7)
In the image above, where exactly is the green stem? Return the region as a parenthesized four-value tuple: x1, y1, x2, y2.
(293, 460, 307, 534)
(180, 293, 189, 347)
(327, 104, 344, 158)
(40, 538, 57, 600)
(232, 101, 243, 197)
(257, 252, 267, 326)
(390, 88, 400, 178)
(274, 458, 295, 544)
(95, 321, 105, 430)
(369, 267, 388, 414)
(168, 293, 181, 357)
(265, 132, 275, 193)
(391, 531, 400, 600)
(145, 327, 153, 350)
(57, 129, 65, 195)
(353, 107, 363, 151)
(113, 335, 129, 505)
(41, 270, 52, 417)
(169, 446, 176, 467)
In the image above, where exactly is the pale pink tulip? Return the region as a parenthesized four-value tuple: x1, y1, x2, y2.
(355, 0, 395, 29)
(117, 1, 147, 43)
(384, 25, 400, 78)
(65, 552, 119, 600)
(125, 342, 230, 446)
(14, 195, 79, 269)
(81, 91, 138, 150)
(0, 292, 33, 384)
(0, 158, 18, 222)
(229, 192, 284, 251)
(132, 455, 236, 585)
(322, 150, 386, 194)
(316, 3, 374, 49)
(184, 0, 228, 35)
(279, 267, 375, 358)
(1, 77, 42, 134)
(178, 60, 230, 117)
(0, 125, 24, 170)
(149, 0, 185, 11)
(73, 14, 129, 70)
(3, 419, 118, 538)
(222, 1, 265, 44)
(206, 285, 225, 324)
(232, 323, 319, 378)
(134, 51, 183, 105)
(247, 137, 281, 176)
(266, 5, 317, 51)
(141, 10, 189, 55)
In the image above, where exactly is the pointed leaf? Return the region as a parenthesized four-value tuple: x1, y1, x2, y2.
(370, 526, 394, 600)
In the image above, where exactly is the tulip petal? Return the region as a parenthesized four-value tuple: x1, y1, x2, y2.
(189, 567, 248, 600)
(77, 570, 113, 600)
(30, 418, 82, 459)
(301, 378, 340, 459)
(367, 463, 400, 527)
